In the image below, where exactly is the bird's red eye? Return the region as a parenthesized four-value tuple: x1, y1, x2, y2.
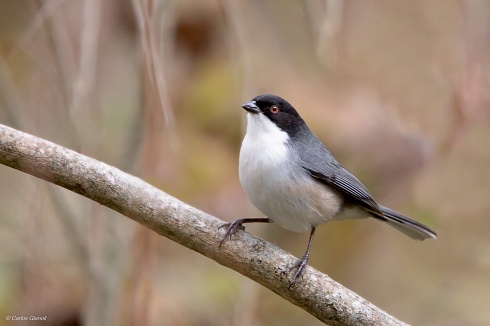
(270, 105, 279, 114)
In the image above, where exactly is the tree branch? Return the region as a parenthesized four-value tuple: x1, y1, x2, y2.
(0, 123, 407, 326)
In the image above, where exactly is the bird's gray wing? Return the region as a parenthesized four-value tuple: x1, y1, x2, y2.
(295, 133, 383, 217)
(304, 166, 384, 217)
(292, 131, 436, 240)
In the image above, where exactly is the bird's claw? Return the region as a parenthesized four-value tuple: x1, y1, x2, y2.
(288, 253, 309, 288)
(218, 219, 245, 248)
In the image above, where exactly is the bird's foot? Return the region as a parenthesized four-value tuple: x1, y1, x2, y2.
(218, 219, 245, 248)
(288, 253, 309, 288)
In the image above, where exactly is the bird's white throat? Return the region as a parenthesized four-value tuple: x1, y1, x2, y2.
(240, 113, 290, 168)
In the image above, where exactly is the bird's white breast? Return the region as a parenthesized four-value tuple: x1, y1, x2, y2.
(239, 114, 289, 221)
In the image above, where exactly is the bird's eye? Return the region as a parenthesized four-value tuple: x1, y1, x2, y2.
(270, 105, 279, 114)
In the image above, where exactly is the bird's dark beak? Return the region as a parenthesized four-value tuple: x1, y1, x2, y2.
(241, 101, 260, 114)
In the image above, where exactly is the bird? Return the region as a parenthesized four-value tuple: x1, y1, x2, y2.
(219, 94, 437, 287)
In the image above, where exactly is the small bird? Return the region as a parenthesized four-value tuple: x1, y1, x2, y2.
(219, 94, 437, 287)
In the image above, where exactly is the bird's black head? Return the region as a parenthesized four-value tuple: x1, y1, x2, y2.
(242, 94, 306, 136)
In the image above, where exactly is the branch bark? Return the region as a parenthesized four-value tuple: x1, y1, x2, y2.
(0, 123, 408, 326)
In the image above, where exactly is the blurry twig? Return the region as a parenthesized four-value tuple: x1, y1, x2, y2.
(441, 1, 490, 155)
(221, 0, 254, 99)
(35, 0, 74, 108)
(0, 57, 24, 128)
(305, 0, 344, 66)
(7, 0, 67, 61)
(132, 0, 176, 145)
(31, 0, 82, 151)
(44, 184, 91, 268)
(0, 123, 408, 326)
(69, 0, 101, 115)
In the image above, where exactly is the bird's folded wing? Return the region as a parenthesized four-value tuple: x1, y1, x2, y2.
(302, 166, 384, 218)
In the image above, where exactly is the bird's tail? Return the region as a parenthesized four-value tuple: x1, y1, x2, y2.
(378, 205, 437, 240)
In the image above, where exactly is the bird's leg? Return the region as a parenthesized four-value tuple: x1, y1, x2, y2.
(289, 227, 316, 288)
(219, 217, 270, 248)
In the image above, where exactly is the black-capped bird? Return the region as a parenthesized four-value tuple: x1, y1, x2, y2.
(220, 94, 436, 287)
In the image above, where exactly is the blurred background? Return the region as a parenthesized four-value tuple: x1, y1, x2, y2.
(0, 1, 489, 325)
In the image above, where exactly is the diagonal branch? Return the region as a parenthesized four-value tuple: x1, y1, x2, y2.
(0, 123, 407, 326)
